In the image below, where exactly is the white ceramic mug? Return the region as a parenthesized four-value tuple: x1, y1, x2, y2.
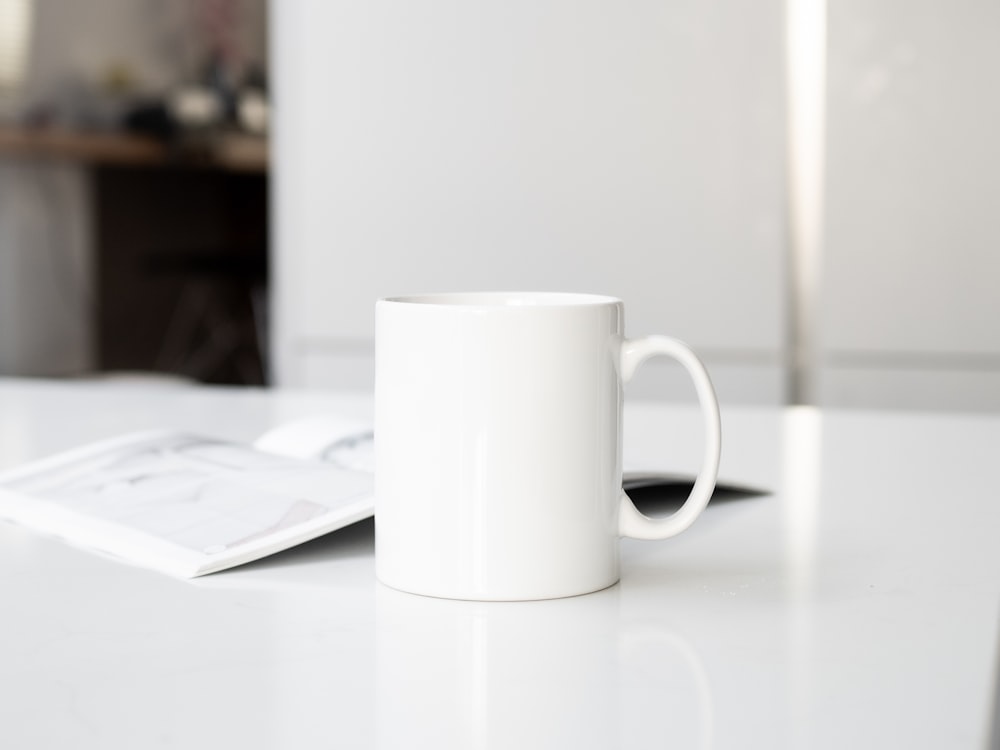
(375, 292, 721, 601)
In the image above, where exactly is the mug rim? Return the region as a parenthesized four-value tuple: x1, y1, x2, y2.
(379, 292, 622, 308)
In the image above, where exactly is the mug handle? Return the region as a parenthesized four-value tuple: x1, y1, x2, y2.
(617, 336, 722, 540)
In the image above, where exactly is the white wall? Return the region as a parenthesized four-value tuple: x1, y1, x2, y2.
(272, 0, 787, 405)
(820, 0, 1000, 410)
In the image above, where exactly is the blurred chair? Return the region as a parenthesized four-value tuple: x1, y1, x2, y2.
(146, 247, 267, 385)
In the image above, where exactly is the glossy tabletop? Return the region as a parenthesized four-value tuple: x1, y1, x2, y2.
(1, 378, 998, 749)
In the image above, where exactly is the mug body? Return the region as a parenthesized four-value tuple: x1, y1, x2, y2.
(375, 292, 625, 600)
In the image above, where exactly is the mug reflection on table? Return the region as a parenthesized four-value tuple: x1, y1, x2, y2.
(375, 584, 712, 749)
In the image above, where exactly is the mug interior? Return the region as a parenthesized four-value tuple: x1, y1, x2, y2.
(382, 292, 620, 308)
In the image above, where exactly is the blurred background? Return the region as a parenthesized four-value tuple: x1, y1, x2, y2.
(0, 0, 997, 411)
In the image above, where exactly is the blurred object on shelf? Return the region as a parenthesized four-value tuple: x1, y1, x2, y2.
(236, 87, 267, 135)
(169, 85, 224, 130)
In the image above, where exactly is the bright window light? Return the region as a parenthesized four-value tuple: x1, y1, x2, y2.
(786, 0, 827, 405)
(0, 0, 34, 94)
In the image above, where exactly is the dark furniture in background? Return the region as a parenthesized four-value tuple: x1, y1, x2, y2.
(95, 164, 268, 385)
(0, 127, 269, 385)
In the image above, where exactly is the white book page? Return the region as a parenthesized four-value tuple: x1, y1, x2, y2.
(254, 415, 375, 472)
(0, 430, 374, 578)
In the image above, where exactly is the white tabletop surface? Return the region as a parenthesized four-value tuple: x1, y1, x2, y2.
(1, 378, 998, 749)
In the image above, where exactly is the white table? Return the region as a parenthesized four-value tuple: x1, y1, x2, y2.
(1, 378, 998, 749)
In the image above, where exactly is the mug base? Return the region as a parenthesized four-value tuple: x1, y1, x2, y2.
(375, 575, 621, 602)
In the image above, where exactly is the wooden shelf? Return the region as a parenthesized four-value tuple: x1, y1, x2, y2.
(0, 126, 267, 172)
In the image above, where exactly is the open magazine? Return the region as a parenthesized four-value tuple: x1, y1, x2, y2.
(0, 414, 748, 579)
(0, 416, 376, 579)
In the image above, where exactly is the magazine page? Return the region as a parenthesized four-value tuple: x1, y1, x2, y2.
(0, 430, 374, 578)
(254, 414, 375, 471)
